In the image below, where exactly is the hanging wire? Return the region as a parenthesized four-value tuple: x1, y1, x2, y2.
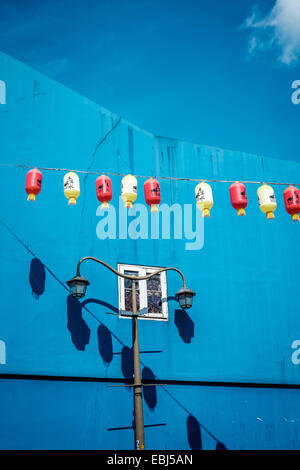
(0, 162, 299, 186)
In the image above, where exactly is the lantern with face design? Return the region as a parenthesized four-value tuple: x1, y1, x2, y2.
(96, 174, 112, 209)
(144, 177, 161, 212)
(283, 186, 300, 222)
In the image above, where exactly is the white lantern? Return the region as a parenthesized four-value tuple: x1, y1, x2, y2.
(195, 182, 213, 217)
(63, 172, 80, 205)
(121, 174, 137, 208)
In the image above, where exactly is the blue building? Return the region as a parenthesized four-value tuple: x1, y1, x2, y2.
(0, 50, 300, 450)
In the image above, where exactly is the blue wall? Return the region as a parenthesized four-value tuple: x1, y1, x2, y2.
(1, 378, 300, 450)
(0, 50, 300, 449)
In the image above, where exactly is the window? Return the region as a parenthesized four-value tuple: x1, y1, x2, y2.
(118, 264, 168, 321)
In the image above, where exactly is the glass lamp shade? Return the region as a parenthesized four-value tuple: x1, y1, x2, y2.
(175, 287, 195, 309)
(66, 275, 90, 298)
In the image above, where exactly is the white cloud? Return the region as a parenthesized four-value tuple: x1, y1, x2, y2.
(242, 0, 300, 65)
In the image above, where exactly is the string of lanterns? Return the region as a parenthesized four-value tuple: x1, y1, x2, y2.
(25, 167, 300, 221)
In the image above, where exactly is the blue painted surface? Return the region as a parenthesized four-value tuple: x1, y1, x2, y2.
(0, 378, 300, 450)
(0, 50, 300, 449)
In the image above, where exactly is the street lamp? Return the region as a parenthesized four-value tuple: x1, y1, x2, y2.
(66, 256, 195, 450)
(66, 275, 89, 298)
(175, 286, 195, 309)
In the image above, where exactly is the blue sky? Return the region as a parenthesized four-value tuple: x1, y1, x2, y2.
(0, 0, 300, 163)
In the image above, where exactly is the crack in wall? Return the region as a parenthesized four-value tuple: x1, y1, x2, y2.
(80, 115, 122, 229)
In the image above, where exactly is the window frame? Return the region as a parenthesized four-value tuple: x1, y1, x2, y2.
(118, 263, 168, 321)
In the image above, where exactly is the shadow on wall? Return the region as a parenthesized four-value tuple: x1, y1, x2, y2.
(142, 366, 157, 411)
(82, 297, 119, 314)
(216, 441, 227, 450)
(29, 258, 46, 299)
(82, 298, 118, 364)
(97, 323, 113, 365)
(121, 346, 134, 381)
(67, 296, 118, 362)
(67, 295, 91, 351)
(0, 219, 228, 451)
(186, 414, 227, 450)
(174, 309, 194, 343)
(187, 415, 202, 450)
(120, 350, 158, 410)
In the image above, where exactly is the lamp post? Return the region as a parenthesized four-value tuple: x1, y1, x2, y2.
(66, 257, 195, 450)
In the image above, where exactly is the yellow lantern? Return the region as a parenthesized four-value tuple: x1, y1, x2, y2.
(195, 182, 213, 217)
(121, 174, 137, 208)
(63, 172, 80, 206)
(257, 184, 277, 219)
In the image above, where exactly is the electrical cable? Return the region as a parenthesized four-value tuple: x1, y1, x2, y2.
(0, 162, 299, 186)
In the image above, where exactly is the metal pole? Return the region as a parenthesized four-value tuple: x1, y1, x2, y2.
(71, 257, 193, 450)
(131, 279, 145, 450)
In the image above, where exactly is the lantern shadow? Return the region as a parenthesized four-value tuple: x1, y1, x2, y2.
(97, 323, 113, 365)
(81, 298, 118, 364)
(121, 346, 134, 390)
(187, 414, 202, 450)
(216, 441, 227, 450)
(29, 258, 46, 299)
(142, 366, 157, 411)
(67, 295, 91, 351)
(0, 219, 227, 450)
(174, 309, 194, 343)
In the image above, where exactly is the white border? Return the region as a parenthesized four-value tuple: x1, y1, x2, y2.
(118, 263, 168, 321)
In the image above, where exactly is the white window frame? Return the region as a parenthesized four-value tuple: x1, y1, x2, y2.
(118, 263, 168, 321)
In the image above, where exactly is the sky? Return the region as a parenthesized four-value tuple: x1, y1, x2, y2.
(0, 0, 300, 163)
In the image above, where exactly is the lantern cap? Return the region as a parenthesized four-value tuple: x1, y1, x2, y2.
(67, 274, 90, 284)
(175, 286, 195, 296)
(266, 211, 275, 220)
(68, 197, 77, 206)
(237, 208, 246, 217)
(150, 204, 159, 213)
(202, 208, 210, 218)
(292, 213, 300, 222)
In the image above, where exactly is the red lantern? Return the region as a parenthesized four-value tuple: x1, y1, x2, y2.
(144, 177, 161, 212)
(25, 168, 42, 201)
(283, 186, 300, 221)
(229, 182, 248, 216)
(96, 174, 112, 209)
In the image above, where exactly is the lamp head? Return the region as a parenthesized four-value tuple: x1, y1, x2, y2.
(66, 275, 89, 299)
(175, 286, 195, 309)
